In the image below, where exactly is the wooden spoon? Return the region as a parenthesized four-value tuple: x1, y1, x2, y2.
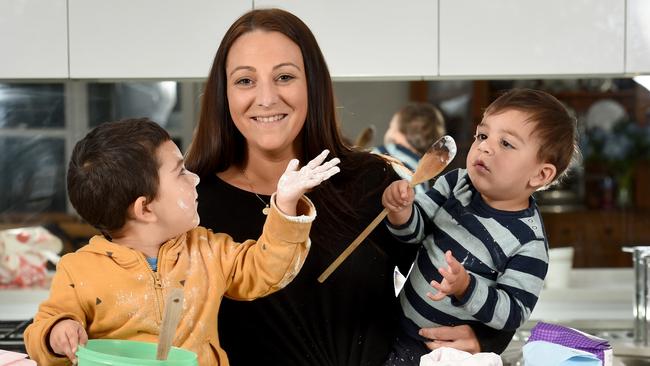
(156, 288, 184, 360)
(354, 125, 375, 149)
(318, 135, 457, 283)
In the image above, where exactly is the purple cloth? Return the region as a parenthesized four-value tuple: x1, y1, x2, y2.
(527, 322, 611, 363)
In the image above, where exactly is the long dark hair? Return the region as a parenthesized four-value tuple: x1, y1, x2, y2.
(185, 8, 392, 242)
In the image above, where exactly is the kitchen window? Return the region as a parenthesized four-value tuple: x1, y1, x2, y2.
(0, 81, 200, 219)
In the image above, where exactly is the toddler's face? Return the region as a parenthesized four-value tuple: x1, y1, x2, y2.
(466, 109, 547, 210)
(148, 140, 201, 236)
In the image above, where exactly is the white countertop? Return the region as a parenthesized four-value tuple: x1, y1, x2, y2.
(0, 272, 52, 321)
(502, 268, 647, 365)
(0, 288, 50, 321)
(0, 268, 637, 323)
(530, 267, 634, 323)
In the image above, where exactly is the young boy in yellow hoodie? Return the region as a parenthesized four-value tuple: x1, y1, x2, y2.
(24, 118, 340, 365)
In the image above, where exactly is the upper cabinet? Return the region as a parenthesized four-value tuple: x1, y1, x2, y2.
(0, 0, 68, 79)
(3, 0, 648, 79)
(67, 0, 251, 79)
(438, 0, 625, 77)
(255, 0, 438, 79)
(626, 0, 650, 74)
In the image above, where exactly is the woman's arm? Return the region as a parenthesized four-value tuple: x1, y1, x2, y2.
(418, 323, 516, 354)
(472, 322, 517, 354)
(419, 324, 480, 353)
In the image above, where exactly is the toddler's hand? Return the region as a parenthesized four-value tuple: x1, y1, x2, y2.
(49, 319, 87, 362)
(382, 180, 414, 226)
(276, 149, 340, 215)
(427, 250, 471, 301)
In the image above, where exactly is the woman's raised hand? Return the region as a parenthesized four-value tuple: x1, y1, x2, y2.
(275, 150, 340, 215)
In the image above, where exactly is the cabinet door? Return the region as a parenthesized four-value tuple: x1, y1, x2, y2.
(439, 0, 625, 76)
(255, 1, 438, 79)
(626, 0, 650, 73)
(68, 0, 251, 79)
(626, 212, 650, 248)
(583, 212, 627, 267)
(0, 0, 68, 79)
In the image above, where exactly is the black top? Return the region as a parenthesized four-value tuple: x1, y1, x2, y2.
(197, 162, 513, 366)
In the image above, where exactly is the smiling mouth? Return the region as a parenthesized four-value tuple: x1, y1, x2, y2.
(253, 114, 287, 123)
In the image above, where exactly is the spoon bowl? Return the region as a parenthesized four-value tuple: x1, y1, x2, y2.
(411, 135, 456, 186)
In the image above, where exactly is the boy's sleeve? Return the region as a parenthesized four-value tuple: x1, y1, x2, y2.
(210, 194, 315, 300)
(385, 205, 424, 244)
(23, 257, 88, 365)
(450, 239, 548, 331)
(385, 170, 455, 244)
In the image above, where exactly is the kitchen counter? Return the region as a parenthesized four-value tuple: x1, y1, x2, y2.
(0, 268, 644, 362)
(0, 268, 637, 322)
(0, 288, 49, 321)
(530, 267, 634, 322)
(503, 267, 650, 365)
(0, 272, 52, 322)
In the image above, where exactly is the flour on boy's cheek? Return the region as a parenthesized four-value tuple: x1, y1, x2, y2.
(177, 178, 200, 226)
(176, 192, 199, 226)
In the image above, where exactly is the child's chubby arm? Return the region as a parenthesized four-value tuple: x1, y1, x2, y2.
(426, 250, 471, 301)
(382, 179, 414, 226)
(49, 319, 88, 362)
(211, 150, 340, 299)
(23, 258, 88, 365)
(427, 241, 548, 331)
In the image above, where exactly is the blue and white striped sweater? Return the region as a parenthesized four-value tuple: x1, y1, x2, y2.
(387, 168, 549, 334)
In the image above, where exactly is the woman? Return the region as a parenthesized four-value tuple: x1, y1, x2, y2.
(186, 8, 513, 365)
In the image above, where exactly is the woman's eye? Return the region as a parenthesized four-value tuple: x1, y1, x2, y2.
(235, 78, 253, 86)
(277, 74, 294, 82)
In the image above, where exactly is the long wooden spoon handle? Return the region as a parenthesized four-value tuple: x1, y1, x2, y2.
(156, 288, 184, 360)
(318, 208, 389, 283)
(318, 135, 456, 283)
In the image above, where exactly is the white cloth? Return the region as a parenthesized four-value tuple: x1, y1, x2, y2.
(419, 347, 503, 366)
(0, 350, 37, 366)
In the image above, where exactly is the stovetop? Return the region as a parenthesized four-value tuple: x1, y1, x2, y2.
(0, 319, 31, 353)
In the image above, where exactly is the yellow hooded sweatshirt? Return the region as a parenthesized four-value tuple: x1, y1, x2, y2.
(24, 196, 314, 366)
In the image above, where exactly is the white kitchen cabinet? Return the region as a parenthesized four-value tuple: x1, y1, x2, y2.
(68, 0, 251, 79)
(439, 0, 625, 77)
(254, 1, 438, 79)
(626, 0, 650, 74)
(0, 0, 68, 79)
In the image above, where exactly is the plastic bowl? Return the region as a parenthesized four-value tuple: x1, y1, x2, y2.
(76, 339, 198, 366)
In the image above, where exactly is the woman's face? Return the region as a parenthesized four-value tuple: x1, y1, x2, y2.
(226, 30, 308, 157)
